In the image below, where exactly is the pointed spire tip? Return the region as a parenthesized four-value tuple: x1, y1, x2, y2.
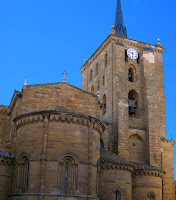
(114, 0, 127, 38)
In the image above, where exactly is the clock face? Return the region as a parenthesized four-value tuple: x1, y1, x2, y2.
(127, 48, 138, 60)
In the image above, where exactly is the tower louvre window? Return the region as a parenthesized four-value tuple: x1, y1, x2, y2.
(128, 90, 138, 118)
(129, 68, 134, 82)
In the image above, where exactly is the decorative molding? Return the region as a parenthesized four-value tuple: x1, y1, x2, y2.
(101, 163, 134, 173)
(9, 91, 22, 113)
(0, 157, 13, 165)
(133, 170, 165, 178)
(161, 138, 175, 145)
(14, 110, 105, 134)
(15, 152, 31, 161)
(10, 193, 100, 199)
(100, 158, 165, 178)
(58, 151, 79, 164)
(101, 162, 165, 178)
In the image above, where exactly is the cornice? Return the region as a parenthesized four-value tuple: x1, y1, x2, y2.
(27, 82, 97, 98)
(100, 157, 165, 178)
(133, 169, 165, 178)
(100, 162, 165, 178)
(161, 138, 175, 145)
(101, 162, 134, 173)
(14, 110, 105, 134)
(9, 90, 22, 113)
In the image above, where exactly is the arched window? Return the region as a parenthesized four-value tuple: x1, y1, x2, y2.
(90, 69, 92, 82)
(91, 85, 94, 94)
(128, 90, 138, 118)
(129, 68, 134, 82)
(116, 189, 121, 200)
(96, 63, 98, 76)
(102, 94, 106, 114)
(103, 75, 105, 86)
(147, 192, 155, 200)
(58, 154, 78, 195)
(104, 53, 108, 68)
(14, 153, 29, 192)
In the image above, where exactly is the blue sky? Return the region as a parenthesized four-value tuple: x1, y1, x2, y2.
(0, 0, 176, 175)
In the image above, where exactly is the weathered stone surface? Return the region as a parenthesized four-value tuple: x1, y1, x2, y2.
(0, 25, 174, 200)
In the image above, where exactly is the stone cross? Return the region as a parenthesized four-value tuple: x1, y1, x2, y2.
(23, 77, 27, 86)
(62, 71, 68, 83)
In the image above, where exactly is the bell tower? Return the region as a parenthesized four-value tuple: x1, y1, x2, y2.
(81, 0, 175, 199)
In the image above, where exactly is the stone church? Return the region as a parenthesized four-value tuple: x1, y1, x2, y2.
(0, 0, 175, 200)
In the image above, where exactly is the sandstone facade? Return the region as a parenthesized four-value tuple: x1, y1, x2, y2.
(0, 3, 175, 200)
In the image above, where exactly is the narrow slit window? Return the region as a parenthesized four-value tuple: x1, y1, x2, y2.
(137, 54, 140, 64)
(90, 70, 92, 82)
(91, 85, 94, 94)
(104, 53, 108, 68)
(96, 63, 98, 76)
(97, 80, 100, 91)
(100, 139, 104, 150)
(103, 76, 105, 86)
(116, 189, 121, 200)
(102, 94, 106, 114)
(125, 50, 128, 62)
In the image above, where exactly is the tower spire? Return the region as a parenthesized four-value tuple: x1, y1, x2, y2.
(114, 0, 127, 38)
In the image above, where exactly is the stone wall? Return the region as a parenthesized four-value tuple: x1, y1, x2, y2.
(10, 90, 104, 200)
(0, 156, 12, 200)
(99, 166, 132, 200)
(132, 173, 163, 200)
(0, 106, 10, 149)
(162, 139, 175, 200)
(81, 33, 175, 199)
